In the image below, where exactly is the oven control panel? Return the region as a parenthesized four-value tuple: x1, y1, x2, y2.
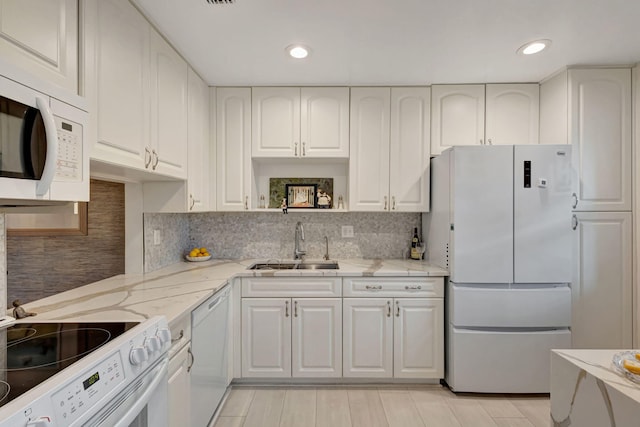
(50, 352, 125, 425)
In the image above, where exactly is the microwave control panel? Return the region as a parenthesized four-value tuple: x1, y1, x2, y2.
(54, 117, 82, 182)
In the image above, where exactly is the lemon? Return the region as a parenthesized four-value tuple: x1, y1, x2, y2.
(200, 247, 208, 253)
(635, 353, 640, 362)
(623, 359, 640, 375)
(189, 249, 199, 257)
(202, 252, 210, 257)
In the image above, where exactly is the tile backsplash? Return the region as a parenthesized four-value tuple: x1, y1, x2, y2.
(144, 211, 421, 272)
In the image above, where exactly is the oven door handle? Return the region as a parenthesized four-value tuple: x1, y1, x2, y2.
(111, 358, 169, 427)
(35, 97, 58, 196)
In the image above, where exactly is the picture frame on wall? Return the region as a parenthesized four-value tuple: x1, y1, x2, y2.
(286, 184, 317, 208)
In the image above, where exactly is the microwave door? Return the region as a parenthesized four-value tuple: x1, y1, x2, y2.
(34, 97, 57, 196)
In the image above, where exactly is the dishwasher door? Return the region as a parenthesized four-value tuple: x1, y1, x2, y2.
(190, 284, 230, 427)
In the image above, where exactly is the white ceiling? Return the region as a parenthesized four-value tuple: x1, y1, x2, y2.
(132, 0, 640, 86)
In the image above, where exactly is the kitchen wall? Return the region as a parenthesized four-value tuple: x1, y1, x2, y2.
(5, 180, 126, 306)
(144, 211, 422, 272)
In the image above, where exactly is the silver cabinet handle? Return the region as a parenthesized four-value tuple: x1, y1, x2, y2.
(244, 196, 249, 210)
(285, 300, 289, 317)
(294, 301, 298, 317)
(387, 301, 391, 317)
(405, 285, 422, 290)
(395, 301, 400, 317)
(302, 142, 306, 156)
(187, 347, 194, 372)
(171, 329, 184, 344)
(151, 149, 159, 170)
(144, 147, 152, 168)
(189, 194, 195, 210)
(572, 214, 578, 230)
(365, 285, 382, 290)
(487, 138, 492, 145)
(480, 139, 484, 145)
(384, 196, 388, 210)
(572, 193, 578, 209)
(392, 196, 396, 210)
(294, 142, 298, 156)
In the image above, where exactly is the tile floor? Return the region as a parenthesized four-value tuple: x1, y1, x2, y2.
(212, 386, 550, 427)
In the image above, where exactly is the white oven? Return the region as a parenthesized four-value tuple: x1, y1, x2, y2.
(0, 317, 170, 427)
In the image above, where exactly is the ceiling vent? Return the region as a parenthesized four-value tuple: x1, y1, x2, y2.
(206, 0, 234, 4)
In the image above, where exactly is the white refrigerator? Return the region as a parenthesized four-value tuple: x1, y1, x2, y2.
(426, 145, 573, 393)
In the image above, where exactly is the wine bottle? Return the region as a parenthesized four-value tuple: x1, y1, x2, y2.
(410, 227, 420, 260)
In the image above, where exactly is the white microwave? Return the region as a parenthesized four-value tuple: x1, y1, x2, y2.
(0, 73, 88, 205)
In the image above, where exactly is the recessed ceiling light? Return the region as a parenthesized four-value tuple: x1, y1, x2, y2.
(286, 44, 310, 59)
(517, 39, 551, 55)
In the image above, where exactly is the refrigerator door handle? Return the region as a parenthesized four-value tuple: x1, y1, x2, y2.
(571, 193, 578, 209)
(571, 214, 578, 230)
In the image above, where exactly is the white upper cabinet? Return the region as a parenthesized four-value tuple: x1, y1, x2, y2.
(349, 87, 391, 211)
(0, 0, 78, 92)
(150, 30, 188, 179)
(216, 87, 252, 211)
(389, 87, 431, 212)
(431, 84, 539, 155)
(431, 84, 485, 155)
(350, 87, 430, 212)
(569, 68, 631, 212)
(85, 0, 150, 170)
(485, 84, 539, 145)
(252, 87, 349, 158)
(187, 67, 210, 211)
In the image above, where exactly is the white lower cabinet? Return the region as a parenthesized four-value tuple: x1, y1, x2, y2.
(241, 297, 342, 378)
(168, 343, 191, 427)
(342, 298, 443, 378)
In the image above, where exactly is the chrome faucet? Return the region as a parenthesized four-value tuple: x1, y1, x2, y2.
(294, 221, 306, 260)
(323, 236, 330, 260)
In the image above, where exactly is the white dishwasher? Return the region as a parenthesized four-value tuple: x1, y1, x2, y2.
(191, 284, 231, 427)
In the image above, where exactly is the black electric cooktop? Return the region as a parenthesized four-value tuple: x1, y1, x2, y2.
(0, 321, 139, 408)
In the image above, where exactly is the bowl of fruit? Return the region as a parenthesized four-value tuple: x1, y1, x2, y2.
(186, 247, 212, 262)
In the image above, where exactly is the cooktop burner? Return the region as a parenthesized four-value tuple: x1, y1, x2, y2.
(0, 321, 138, 408)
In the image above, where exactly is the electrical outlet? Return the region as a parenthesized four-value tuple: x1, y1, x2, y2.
(342, 225, 354, 238)
(153, 229, 161, 245)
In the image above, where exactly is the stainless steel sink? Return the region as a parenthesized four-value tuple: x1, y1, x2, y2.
(248, 262, 297, 270)
(248, 261, 339, 270)
(295, 262, 339, 270)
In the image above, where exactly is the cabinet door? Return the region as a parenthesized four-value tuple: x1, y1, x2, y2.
(569, 68, 632, 211)
(0, 0, 78, 92)
(187, 67, 209, 211)
(241, 298, 291, 377)
(150, 29, 188, 179)
(300, 87, 349, 158)
(394, 299, 444, 378)
(168, 343, 191, 427)
(431, 84, 485, 155)
(86, 0, 149, 169)
(349, 87, 391, 211)
(343, 298, 393, 377)
(485, 84, 539, 145)
(292, 298, 342, 377)
(389, 87, 431, 212)
(252, 87, 300, 157)
(571, 212, 632, 349)
(216, 87, 252, 211)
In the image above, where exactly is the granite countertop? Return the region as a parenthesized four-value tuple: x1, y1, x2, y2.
(20, 259, 448, 327)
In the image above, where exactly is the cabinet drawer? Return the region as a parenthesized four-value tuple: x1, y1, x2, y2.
(343, 277, 444, 298)
(242, 277, 342, 297)
(169, 311, 191, 358)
